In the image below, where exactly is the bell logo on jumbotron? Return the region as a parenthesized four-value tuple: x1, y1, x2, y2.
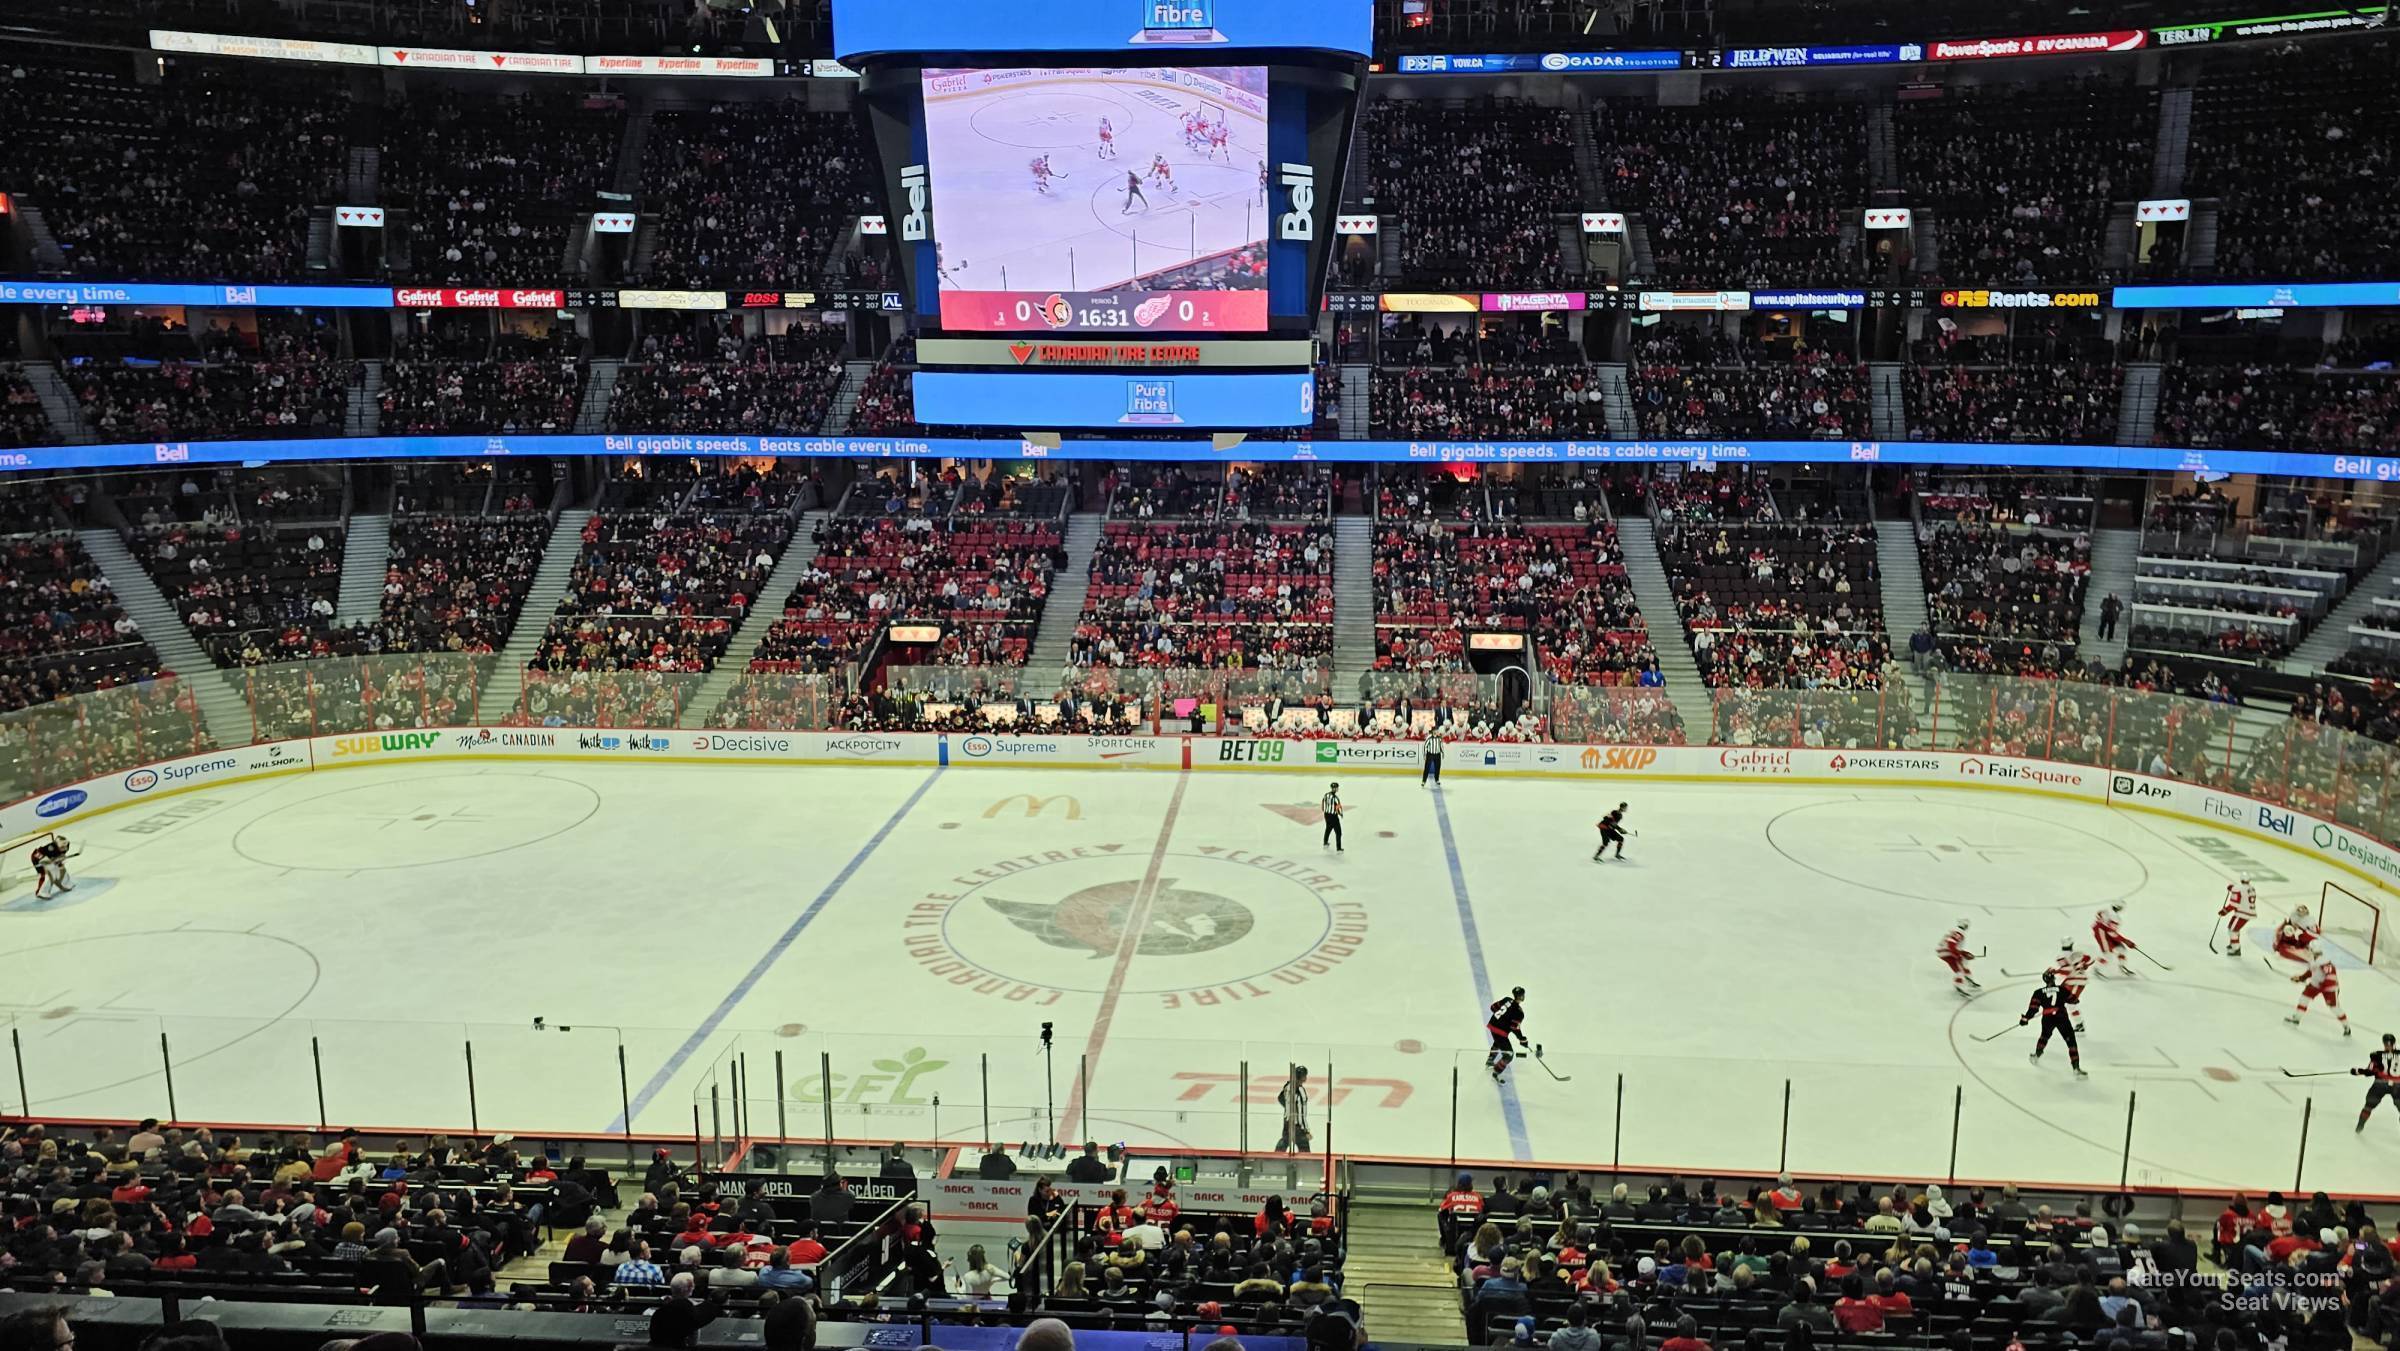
(1278, 163, 1316, 241)
(899, 164, 930, 241)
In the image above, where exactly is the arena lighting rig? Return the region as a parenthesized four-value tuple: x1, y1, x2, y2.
(842, 0, 1369, 435)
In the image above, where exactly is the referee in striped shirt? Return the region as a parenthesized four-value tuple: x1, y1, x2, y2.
(1321, 782, 1344, 851)
(1422, 729, 1444, 786)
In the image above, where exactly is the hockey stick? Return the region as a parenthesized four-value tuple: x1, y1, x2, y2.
(2000, 966, 2048, 978)
(2208, 916, 2224, 954)
(2279, 1068, 2351, 1078)
(2133, 945, 2174, 973)
(1530, 1044, 1573, 1082)
(1973, 1022, 2025, 1042)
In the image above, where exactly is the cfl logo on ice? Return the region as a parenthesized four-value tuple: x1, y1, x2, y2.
(1278, 163, 1315, 241)
(899, 164, 930, 241)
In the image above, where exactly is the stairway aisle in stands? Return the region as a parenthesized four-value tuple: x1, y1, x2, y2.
(1610, 517, 1715, 738)
(823, 360, 881, 435)
(1331, 516, 1376, 691)
(686, 510, 830, 727)
(23, 362, 90, 444)
(345, 360, 383, 437)
(2117, 364, 2162, 447)
(2077, 526, 2141, 669)
(574, 360, 621, 434)
(2287, 548, 2400, 676)
(1341, 1199, 1468, 1345)
(1874, 523, 1929, 643)
(1339, 364, 1371, 439)
(332, 513, 390, 626)
(1595, 365, 1638, 438)
(1025, 512, 1103, 677)
(76, 527, 253, 744)
(471, 509, 594, 725)
(1868, 363, 1906, 441)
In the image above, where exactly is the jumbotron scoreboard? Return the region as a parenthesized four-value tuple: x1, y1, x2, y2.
(839, 0, 1370, 430)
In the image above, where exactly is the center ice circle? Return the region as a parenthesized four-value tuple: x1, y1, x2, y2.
(933, 850, 1343, 996)
(233, 772, 601, 871)
(1765, 798, 2147, 909)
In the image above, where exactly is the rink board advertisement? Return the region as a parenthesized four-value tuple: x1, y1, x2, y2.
(2107, 771, 2400, 888)
(11, 732, 2400, 897)
(0, 740, 312, 840)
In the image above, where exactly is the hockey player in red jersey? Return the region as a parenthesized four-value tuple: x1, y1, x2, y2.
(2273, 905, 2321, 965)
(2287, 945, 2351, 1035)
(1935, 920, 1978, 996)
(2091, 902, 2136, 977)
(2047, 939, 2094, 1032)
(2219, 874, 2258, 956)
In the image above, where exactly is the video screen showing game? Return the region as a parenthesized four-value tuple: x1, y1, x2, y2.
(920, 65, 1271, 333)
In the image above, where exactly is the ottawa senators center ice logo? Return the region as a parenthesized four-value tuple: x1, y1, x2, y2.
(988, 878, 1255, 958)
(899, 846, 1370, 1007)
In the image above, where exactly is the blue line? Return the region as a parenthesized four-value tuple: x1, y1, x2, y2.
(610, 767, 944, 1132)
(1431, 787, 1532, 1161)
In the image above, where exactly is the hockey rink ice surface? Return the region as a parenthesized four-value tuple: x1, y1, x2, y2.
(922, 71, 1269, 294)
(3, 758, 2396, 1196)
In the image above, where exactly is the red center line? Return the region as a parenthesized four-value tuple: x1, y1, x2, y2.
(1055, 771, 1189, 1145)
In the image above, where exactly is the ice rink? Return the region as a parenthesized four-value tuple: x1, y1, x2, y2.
(923, 70, 1269, 294)
(3, 757, 2396, 1196)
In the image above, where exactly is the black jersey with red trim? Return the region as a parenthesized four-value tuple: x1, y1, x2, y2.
(2025, 985, 2075, 1020)
(2364, 1049, 2400, 1083)
(1486, 996, 1525, 1040)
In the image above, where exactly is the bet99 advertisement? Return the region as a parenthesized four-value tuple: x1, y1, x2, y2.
(859, 62, 1359, 336)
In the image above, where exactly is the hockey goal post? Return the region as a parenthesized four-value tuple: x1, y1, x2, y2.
(0, 829, 57, 896)
(2321, 879, 2386, 966)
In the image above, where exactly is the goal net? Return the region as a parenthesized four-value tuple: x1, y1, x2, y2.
(0, 830, 57, 896)
(2320, 879, 2386, 966)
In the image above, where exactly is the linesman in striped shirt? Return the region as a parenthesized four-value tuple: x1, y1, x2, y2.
(1321, 782, 1344, 852)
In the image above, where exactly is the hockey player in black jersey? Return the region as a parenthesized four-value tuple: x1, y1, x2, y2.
(2021, 972, 2086, 1076)
(2355, 1032, 2400, 1132)
(1486, 987, 1528, 1082)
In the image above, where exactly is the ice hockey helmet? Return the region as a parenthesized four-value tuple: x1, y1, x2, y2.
(1956, 918, 1972, 931)
(1511, 985, 1526, 1000)
(2060, 937, 2077, 951)
(2110, 901, 2126, 913)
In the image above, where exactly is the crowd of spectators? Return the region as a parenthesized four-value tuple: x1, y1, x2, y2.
(1919, 522, 2091, 667)
(1366, 97, 1577, 288)
(380, 340, 585, 436)
(381, 89, 624, 285)
(752, 517, 1061, 673)
(2154, 364, 2400, 451)
(376, 514, 548, 654)
(1904, 364, 2123, 444)
(843, 358, 922, 437)
(0, 47, 346, 279)
(1070, 521, 1333, 676)
(0, 533, 160, 712)
(1435, 1169, 2400, 1351)
(1, 365, 54, 448)
(529, 512, 791, 674)
(1373, 494, 1660, 685)
(66, 327, 349, 442)
(607, 327, 848, 435)
(1372, 359, 1611, 439)
(636, 100, 871, 290)
(0, 1123, 608, 1314)
(1628, 337, 1867, 440)
(125, 521, 346, 665)
(2191, 39, 2400, 281)
(1595, 91, 1867, 286)
(1659, 522, 1889, 688)
(1897, 80, 2159, 284)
